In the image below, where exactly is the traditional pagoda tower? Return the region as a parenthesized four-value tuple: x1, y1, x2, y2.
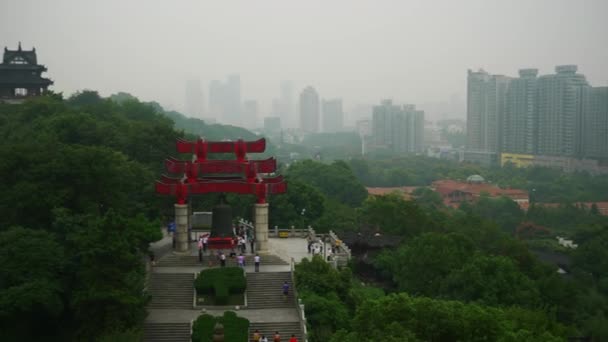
(0, 42, 53, 101)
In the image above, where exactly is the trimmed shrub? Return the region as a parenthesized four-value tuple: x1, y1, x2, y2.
(215, 284, 230, 305)
(222, 311, 249, 342)
(194, 267, 246, 298)
(191, 314, 215, 342)
(191, 311, 249, 342)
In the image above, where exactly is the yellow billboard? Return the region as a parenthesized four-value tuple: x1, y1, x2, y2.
(501, 153, 535, 167)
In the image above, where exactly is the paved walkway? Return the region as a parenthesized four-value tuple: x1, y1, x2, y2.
(152, 264, 292, 274)
(149, 233, 314, 273)
(145, 234, 308, 331)
(146, 308, 299, 323)
(269, 236, 332, 263)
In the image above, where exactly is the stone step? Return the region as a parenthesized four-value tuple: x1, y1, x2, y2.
(246, 272, 297, 309)
(147, 273, 194, 309)
(249, 322, 302, 342)
(156, 254, 288, 267)
(143, 323, 190, 342)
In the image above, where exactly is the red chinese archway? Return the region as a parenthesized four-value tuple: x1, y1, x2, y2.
(155, 137, 286, 249)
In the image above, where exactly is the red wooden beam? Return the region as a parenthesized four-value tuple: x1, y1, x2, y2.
(176, 138, 266, 161)
(164, 158, 277, 175)
(155, 179, 287, 204)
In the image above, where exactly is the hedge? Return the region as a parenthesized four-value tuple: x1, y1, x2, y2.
(192, 311, 249, 342)
(194, 267, 246, 305)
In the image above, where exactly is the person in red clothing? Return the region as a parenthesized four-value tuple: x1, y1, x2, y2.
(289, 334, 297, 342)
(273, 331, 281, 342)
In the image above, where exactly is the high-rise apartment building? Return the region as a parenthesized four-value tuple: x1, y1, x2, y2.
(242, 100, 258, 129)
(224, 74, 242, 125)
(468, 65, 607, 171)
(299, 86, 320, 133)
(209, 79, 224, 120)
(405, 105, 425, 153)
(466, 69, 510, 153)
(280, 81, 294, 128)
(503, 69, 538, 154)
(322, 98, 344, 132)
(372, 100, 425, 153)
(185, 79, 205, 119)
(372, 99, 400, 148)
(207, 75, 242, 126)
(537, 65, 588, 157)
(582, 86, 608, 160)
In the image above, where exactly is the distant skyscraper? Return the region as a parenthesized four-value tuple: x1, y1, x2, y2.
(582, 86, 608, 160)
(185, 79, 205, 119)
(372, 100, 424, 153)
(466, 65, 606, 169)
(537, 65, 588, 157)
(209, 79, 224, 121)
(299, 86, 320, 133)
(466, 69, 510, 153)
(242, 100, 258, 129)
(224, 74, 242, 126)
(403, 105, 425, 153)
(503, 69, 538, 154)
(207, 75, 242, 126)
(322, 98, 344, 132)
(356, 119, 372, 155)
(280, 81, 294, 128)
(372, 99, 400, 148)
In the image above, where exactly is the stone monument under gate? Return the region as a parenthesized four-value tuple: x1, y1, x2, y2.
(155, 137, 286, 254)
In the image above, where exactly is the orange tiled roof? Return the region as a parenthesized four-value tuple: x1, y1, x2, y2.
(432, 179, 529, 200)
(366, 187, 416, 199)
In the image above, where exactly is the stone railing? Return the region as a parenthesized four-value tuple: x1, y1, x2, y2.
(291, 257, 308, 342)
(327, 230, 351, 267)
(269, 225, 311, 238)
(238, 218, 255, 230)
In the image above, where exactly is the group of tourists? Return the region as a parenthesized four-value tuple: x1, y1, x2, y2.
(252, 330, 298, 342)
(306, 236, 336, 261)
(234, 223, 256, 253)
(235, 253, 262, 272)
(196, 221, 258, 266)
(196, 234, 263, 271)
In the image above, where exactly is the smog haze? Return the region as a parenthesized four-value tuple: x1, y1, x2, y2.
(1, 0, 607, 120)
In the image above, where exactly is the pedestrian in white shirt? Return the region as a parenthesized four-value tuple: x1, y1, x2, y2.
(254, 254, 261, 272)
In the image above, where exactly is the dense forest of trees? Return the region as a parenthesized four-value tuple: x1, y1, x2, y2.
(282, 159, 608, 341)
(347, 156, 608, 203)
(0, 92, 263, 340)
(2, 91, 607, 341)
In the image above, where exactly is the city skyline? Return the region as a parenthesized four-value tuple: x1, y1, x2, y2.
(466, 64, 608, 166)
(1, 0, 606, 121)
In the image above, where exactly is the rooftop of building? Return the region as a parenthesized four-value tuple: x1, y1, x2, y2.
(3, 43, 39, 65)
(466, 174, 485, 183)
(366, 186, 417, 199)
(431, 179, 529, 199)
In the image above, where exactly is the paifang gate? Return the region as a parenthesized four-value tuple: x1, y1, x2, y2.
(155, 137, 287, 254)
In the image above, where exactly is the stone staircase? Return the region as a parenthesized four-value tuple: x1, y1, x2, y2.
(143, 322, 190, 342)
(147, 273, 194, 309)
(246, 272, 295, 309)
(249, 322, 302, 342)
(157, 253, 288, 267)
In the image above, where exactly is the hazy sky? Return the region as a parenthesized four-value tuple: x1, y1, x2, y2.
(1, 0, 607, 120)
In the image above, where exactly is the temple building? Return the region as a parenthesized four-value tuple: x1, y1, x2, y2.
(431, 176, 529, 208)
(0, 43, 53, 102)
